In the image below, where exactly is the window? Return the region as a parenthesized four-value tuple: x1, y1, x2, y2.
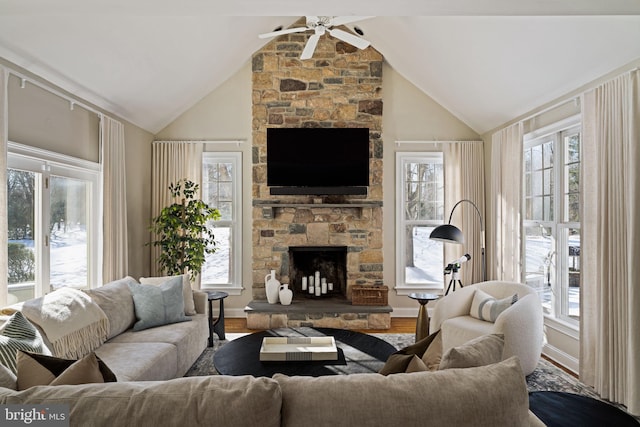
(396, 152, 444, 292)
(523, 122, 581, 324)
(7, 143, 100, 303)
(201, 152, 242, 293)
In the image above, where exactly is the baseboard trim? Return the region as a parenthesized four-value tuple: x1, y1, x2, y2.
(543, 343, 579, 375)
(390, 307, 419, 317)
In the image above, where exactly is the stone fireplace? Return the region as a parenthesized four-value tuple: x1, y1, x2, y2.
(247, 20, 390, 329)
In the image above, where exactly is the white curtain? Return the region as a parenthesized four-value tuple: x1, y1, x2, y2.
(488, 123, 523, 282)
(151, 141, 203, 278)
(581, 69, 640, 415)
(101, 116, 128, 283)
(0, 68, 8, 307)
(443, 141, 486, 285)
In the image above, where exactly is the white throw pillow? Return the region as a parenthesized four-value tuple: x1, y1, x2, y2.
(139, 274, 196, 316)
(469, 289, 518, 322)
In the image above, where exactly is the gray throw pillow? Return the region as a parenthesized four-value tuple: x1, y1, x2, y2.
(439, 333, 505, 370)
(128, 277, 191, 331)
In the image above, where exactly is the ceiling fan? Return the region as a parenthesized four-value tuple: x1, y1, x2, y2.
(259, 16, 373, 60)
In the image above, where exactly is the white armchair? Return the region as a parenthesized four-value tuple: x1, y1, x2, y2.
(430, 280, 544, 375)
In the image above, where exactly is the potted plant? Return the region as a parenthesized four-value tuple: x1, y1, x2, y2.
(149, 179, 221, 279)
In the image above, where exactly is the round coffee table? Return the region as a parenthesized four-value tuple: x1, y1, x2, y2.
(213, 327, 396, 377)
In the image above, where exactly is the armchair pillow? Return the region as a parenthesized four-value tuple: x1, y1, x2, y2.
(469, 289, 518, 322)
(128, 277, 191, 331)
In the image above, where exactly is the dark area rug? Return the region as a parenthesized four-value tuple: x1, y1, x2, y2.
(185, 332, 639, 423)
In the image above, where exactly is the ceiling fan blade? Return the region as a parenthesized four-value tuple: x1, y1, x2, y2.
(329, 16, 374, 27)
(328, 28, 371, 50)
(300, 34, 321, 60)
(259, 27, 308, 39)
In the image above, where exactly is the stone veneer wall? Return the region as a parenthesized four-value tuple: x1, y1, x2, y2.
(251, 27, 384, 301)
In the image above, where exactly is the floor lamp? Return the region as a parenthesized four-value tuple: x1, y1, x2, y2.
(429, 199, 486, 283)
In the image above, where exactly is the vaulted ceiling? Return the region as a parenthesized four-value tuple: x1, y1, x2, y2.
(1, 1, 640, 134)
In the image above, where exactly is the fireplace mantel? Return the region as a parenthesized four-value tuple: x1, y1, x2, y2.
(254, 200, 383, 219)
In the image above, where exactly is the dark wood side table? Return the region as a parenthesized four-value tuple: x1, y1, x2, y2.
(408, 293, 439, 342)
(205, 291, 228, 346)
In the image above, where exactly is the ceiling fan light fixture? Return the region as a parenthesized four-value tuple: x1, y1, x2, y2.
(258, 16, 372, 60)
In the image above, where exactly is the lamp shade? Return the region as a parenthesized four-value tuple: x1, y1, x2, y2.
(429, 224, 464, 244)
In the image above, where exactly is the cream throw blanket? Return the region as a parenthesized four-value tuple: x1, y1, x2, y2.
(22, 287, 109, 359)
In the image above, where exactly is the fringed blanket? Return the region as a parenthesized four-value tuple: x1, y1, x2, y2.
(22, 287, 109, 359)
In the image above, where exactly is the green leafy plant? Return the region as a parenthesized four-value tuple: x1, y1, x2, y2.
(149, 179, 221, 279)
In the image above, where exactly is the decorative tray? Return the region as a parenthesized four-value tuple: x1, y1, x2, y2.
(259, 336, 338, 361)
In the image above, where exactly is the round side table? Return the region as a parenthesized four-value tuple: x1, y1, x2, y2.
(408, 293, 439, 342)
(205, 291, 228, 346)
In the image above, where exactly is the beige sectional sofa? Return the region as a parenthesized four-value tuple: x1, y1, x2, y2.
(0, 278, 546, 426)
(0, 357, 544, 427)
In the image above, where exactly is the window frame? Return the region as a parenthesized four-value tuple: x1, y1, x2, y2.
(200, 151, 243, 294)
(7, 141, 101, 299)
(522, 116, 581, 327)
(395, 151, 445, 295)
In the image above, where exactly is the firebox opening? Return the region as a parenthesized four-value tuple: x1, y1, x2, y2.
(289, 246, 348, 300)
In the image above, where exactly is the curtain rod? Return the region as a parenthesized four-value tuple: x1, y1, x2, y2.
(395, 140, 482, 146)
(153, 140, 244, 146)
(5, 66, 103, 119)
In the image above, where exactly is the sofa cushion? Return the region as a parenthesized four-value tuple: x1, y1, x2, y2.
(94, 342, 178, 382)
(16, 351, 116, 390)
(0, 375, 282, 427)
(84, 276, 137, 339)
(441, 314, 495, 352)
(470, 288, 518, 322)
(107, 313, 208, 376)
(140, 274, 196, 316)
(439, 334, 505, 370)
(128, 278, 191, 331)
(275, 357, 529, 427)
(0, 312, 49, 374)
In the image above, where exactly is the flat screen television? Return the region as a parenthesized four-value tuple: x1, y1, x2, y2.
(267, 127, 370, 195)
